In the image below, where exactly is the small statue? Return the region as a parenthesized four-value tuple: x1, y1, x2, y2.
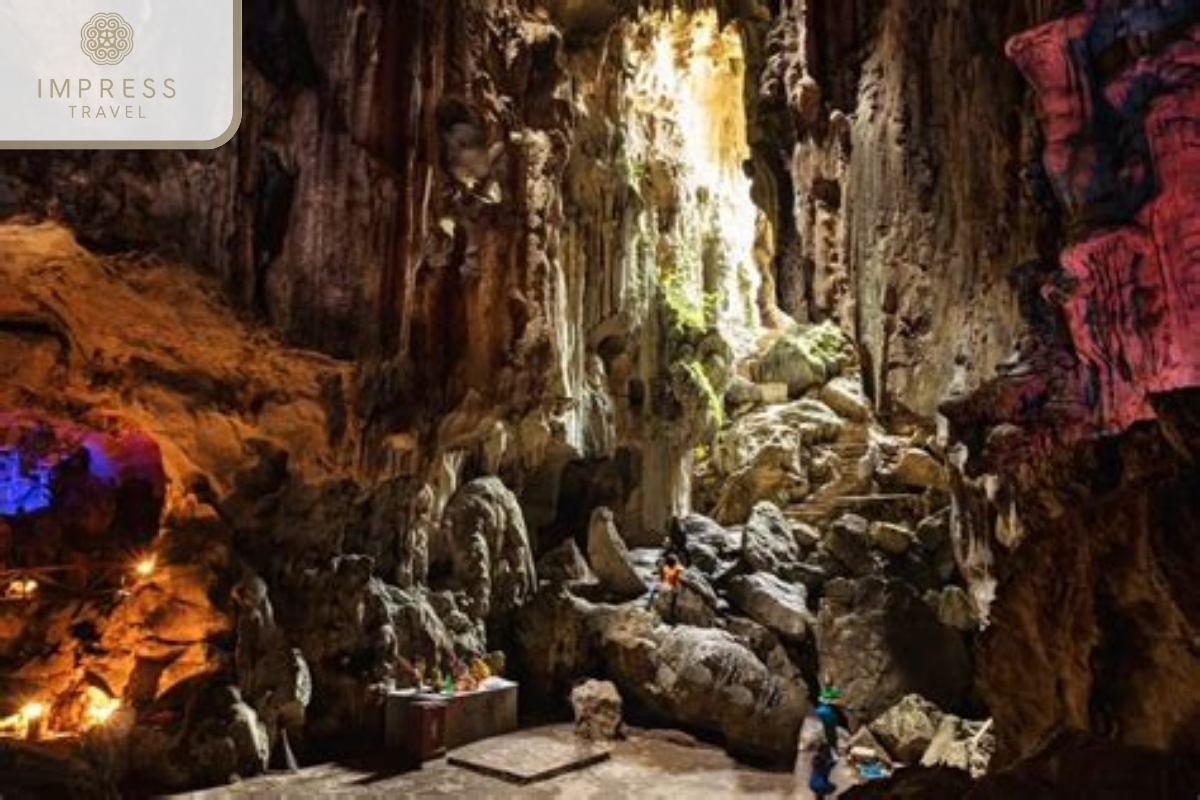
(469, 657, 491, 684)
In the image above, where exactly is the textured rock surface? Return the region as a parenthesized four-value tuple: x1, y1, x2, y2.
(585, 507, 646, 600)
(440, 477, 537, 618)
(726, 573, 812, 642)
(571, 679, 624, 741)
(739, 501, 804, 576)
(815, 577, 973, 726)
(942, 0, 1200, 771)
(600, 611, 808, 764)
(868, 694, 945, 764)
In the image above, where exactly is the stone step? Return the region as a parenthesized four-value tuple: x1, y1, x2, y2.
(784, 492, 930, 527)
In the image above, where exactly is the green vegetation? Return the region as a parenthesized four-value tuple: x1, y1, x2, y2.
(661, 270, 723, 340)
(679, 358, 725, 428)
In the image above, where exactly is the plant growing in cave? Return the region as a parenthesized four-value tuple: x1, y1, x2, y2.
(661, 270, 723, 340)
(676, 358, 725, 429)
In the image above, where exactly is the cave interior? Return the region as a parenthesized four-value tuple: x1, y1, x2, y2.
(0, 0, 1198, 797)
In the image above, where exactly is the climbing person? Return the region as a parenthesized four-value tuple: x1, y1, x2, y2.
(816, 685, 848, 750)
(645, 553, 685, 621)
(809, 741, 838, 799)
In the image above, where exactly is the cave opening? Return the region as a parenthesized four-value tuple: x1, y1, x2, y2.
(622, 8, 777, 356)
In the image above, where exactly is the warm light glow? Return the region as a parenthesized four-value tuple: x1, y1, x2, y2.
(5, 579, 38, 599)
(624, 9, 768, 352)
(134, 556, 156, 578)
(82, 687, 119, 729)
(20, 702, 45, 721)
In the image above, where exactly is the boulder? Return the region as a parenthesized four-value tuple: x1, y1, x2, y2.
(513, 588, 605, 705)
(819, 376, 873, 423)
(921, 715, 994, 778)
(869, 521, 915, 556)
(571, 679, 625, 740)
(537, 539, 596, 586)
(653, 568, 719, 628)
(713, 445, 808, 526)
(676, 514, 739, 574)
(586, 506, 647, 600)
(442, 477, 537, 618)
(868, 694, 946, 763)
(815, 577, 973, 726)
(887, 448, 948, 491)
(599, 609, 808, 764)
(711, 399, 844, 477)
(821, 513, 873, 575)
(708, 399, 846, 524)
(755, 322, 851, 396)
(726, 573, 814, 641)
(759, 383, 790, 404)
(925, 586, 979, 632)
(740, 501, 802, 575)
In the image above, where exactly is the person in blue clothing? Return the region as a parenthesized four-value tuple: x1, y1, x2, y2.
(815, 685, 848, 749)
(809, 742, 837, 799)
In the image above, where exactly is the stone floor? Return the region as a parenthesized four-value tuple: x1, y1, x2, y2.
(172, 725, 802, 799)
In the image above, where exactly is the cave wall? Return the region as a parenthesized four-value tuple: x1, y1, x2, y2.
(944, 0, 1200, 770)
(0, 0, 1076, 526)
(767, 0, 1074, 417)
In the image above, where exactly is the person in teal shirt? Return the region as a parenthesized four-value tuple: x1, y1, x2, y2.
(815, 685, 847, 749)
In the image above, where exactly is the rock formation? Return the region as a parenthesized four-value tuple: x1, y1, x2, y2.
(0, 0, 1196, 795)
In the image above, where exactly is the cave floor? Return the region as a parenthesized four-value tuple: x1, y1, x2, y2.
(170, 724, 802, 798)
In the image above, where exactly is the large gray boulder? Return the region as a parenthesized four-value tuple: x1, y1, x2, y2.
(586, 506, 647, 600)
(726, 573, 814, 642)
(815, 577, 972, 726)
(741, 501, 803, 575)
(868, 694, 946, 763)
(600, 610, 808, 764)
(678, 513, 740, 574)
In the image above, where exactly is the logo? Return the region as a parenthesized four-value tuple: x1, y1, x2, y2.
(1, 0, 241, 148)
(80, 13, 134, 66)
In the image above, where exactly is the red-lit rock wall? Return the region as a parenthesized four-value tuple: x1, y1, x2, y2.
(1005, 4, 1200, 436)
(943, 1, 1200, 771)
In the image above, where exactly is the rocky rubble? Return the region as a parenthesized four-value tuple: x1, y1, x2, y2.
(519, 335, 978, 769)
